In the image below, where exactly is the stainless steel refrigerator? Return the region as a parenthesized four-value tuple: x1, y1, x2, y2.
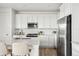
(57, 15, 72, 56)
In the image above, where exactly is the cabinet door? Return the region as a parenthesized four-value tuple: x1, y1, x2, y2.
(21, 15, 27, 28)
(27, 15, 32, 23)
(38, 16, 44, 28)
(43, 15, 50, 28)
(50, 14, 57, 28)
(16, 14, 21, 28)
(48, 36, 55, 48)
(40, 37, 48, 48)
(39, 36, 55, 48)
(27, 15, 37, 23)
(32, 15, 38, 23)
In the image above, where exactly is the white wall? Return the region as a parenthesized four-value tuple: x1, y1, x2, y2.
(0, 8, 11, 44)
(11, 9, 16, 35)
(0, 8, 15, 45)
(69, 3, 79, 55)
(71, 4, 79, 42)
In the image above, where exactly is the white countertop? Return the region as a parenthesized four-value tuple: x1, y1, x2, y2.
(13, 35, 31, 39)
(13, 38, 39, 45)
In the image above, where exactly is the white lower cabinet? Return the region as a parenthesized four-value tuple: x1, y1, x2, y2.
(48, 37, 55, 48)
(39, 36, 48, 48)
(39, 35, 55, 48)
(30, 45, 39, 56)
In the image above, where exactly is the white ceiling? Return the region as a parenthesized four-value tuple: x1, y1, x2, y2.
(0, 3, 61, 12)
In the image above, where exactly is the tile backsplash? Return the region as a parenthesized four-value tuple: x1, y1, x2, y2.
(14, 28, 58, 35)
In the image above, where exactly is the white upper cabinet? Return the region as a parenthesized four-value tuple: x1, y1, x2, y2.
(59, 3, 71, 18)
(27, 15, 33, 23)
(27, 14, 38, 23)
(16, 14, 28, 28)
(38, 15, 44, 28)
(21, 15, 27, 28)
(50, 14, 57, 28)
(43, 15, 50, 28)
(16, 14, 21, 28)
(16, 13, 57, 29)
(32, 15, 38, 23)
(38, 14, 57, 28)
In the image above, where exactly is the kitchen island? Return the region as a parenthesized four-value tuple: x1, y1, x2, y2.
(12, 35, 39, 56)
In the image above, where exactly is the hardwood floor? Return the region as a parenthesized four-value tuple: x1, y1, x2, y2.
(39, 48, 57, 56)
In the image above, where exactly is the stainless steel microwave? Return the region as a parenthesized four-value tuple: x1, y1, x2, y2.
(27, 23, 38, 29)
